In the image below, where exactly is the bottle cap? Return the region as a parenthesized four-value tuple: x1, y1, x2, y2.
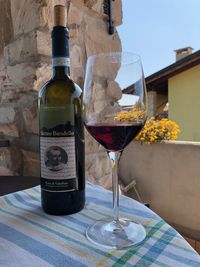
(54, 5, 66, 27)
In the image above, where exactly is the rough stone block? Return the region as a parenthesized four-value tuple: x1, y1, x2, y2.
(69, 25, 80, 39)
(70, 67, 85, 88)
(89, 0, 103, 14)
(6, 62, 51, 90)
(16, 93, 39, 135)
(68, 2, 84, 25)
(22, 106, 38, 135)
(20, 133, 39, 153)
(70, 44, 84, 68)
(0, 0, 123, 187)
(84, 0, 99, 9)
(86, 154, 112, 189)
(7, 63, 37, 89)
(0, 146, 22, 173)
(10, 146, 23, 173)
(0, 0, 13, 55)
(106, 80, 122, 100)
(84, 14, 122, 57)
(0, 105, 16, 124)
(4, 32, 37, 66)
(4, 30, 51, 66)
(37, 30, 51, 57)
(0, 68, 7, 85)
(10, 0, 53, 37)
(0, 84, 23, 103)
(34, 62, 52, 91)
(85, 131, 100, 154)
(86, 152, 111, 180)
(0, 124, 19, 138)
(112, 0, 122, 26)
(22, 150, 39, 177)
(83, 0, 122, 26)
(0, 148, 11, 169)
(0, 166, 14, 176)
(97, 173, 112, 189)
(85, 170, 96, 184)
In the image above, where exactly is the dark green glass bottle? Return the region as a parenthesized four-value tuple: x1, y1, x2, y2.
(38, 5, 85, 215)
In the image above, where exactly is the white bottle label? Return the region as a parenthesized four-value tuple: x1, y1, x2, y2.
(40, 137, 76, 179)
(39, 104, 77, 192)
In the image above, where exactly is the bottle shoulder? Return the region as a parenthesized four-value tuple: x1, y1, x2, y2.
(38, 77, 82, 105)
(39, 78, 82, 96)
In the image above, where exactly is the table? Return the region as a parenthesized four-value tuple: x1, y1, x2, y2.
(0, 181, 199, 267)
(0, 176, 40, 196)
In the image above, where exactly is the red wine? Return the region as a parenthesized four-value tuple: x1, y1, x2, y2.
(85, 123, 143, 152)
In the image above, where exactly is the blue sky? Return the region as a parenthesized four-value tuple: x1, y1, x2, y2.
(118, 0, 200, 77)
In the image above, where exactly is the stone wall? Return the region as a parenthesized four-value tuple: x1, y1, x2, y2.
(0, 0, 122, 189)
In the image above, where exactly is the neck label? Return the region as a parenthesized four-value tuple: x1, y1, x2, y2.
(52, 57, 70, 67)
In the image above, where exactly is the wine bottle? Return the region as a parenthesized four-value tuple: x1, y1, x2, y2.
(38, 5, 85, 215)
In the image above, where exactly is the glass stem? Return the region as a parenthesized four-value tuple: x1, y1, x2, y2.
(108, 151, 121, 222)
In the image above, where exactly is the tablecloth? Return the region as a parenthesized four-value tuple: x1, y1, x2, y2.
(0, 182, 199, 267)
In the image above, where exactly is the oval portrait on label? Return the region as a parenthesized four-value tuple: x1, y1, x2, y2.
(45, 146, 68, 172)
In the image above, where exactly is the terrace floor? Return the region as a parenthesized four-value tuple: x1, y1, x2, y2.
(184, 237, 200, 254)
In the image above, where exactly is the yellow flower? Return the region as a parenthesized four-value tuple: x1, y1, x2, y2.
(136, 117, 180, 143)
(115, 103, 146, 122)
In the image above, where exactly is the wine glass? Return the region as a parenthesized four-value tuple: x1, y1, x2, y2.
(83, 52, 147, 249)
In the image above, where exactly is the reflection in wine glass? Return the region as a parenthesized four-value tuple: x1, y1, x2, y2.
(83, 52, 147, 249)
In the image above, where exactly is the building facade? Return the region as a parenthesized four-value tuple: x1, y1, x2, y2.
(146, 48, 200, 141)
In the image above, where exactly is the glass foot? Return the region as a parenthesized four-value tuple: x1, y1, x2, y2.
(86, 218, 146, 249)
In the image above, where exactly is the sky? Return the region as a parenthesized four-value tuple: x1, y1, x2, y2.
(118, 0, 200, 77)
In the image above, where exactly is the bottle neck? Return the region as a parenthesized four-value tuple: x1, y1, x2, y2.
(51, 26, 70, 79)
(52, 59, 70, 79)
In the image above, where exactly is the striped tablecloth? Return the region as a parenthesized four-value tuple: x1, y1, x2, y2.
(0, 182, 199, 267)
